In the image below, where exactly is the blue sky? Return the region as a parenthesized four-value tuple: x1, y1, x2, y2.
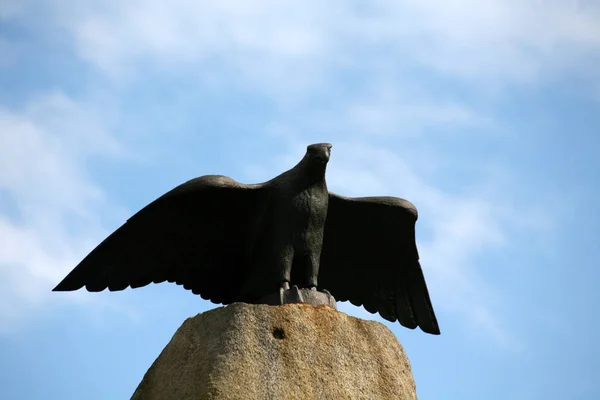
(1, 1, 599, 399)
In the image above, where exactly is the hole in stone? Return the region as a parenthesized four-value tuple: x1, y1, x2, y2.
(272, 327, 286, 340)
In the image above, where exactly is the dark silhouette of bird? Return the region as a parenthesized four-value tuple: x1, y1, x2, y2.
(54, 143, 440, 335)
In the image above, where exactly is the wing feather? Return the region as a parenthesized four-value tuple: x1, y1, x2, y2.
(319, 192, 440, 335)
(53, 175, 268, 305)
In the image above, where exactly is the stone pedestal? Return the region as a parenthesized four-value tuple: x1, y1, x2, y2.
(131, 303, 418, 400)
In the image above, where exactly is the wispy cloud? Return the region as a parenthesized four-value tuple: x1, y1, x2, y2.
(27, 0, 597, 88)
(0, 92, 128, 330)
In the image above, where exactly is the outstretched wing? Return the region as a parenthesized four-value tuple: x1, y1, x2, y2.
(319, 193, 440, 335)
(53, 175, 269, 305)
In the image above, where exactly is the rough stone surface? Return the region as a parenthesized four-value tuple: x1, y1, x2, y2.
(131, 303, 418, 400)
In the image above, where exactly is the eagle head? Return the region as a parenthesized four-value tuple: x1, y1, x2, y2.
(306, 143, 332, 165)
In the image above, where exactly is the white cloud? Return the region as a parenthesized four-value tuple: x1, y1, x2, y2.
(378, 0, 600, 80)
(0, 92, 128, 330)
(25, 0, 596, 88)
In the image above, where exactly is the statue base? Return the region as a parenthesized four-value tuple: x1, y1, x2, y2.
(131, 303, 418, 399)
(259, 286, 337, 310)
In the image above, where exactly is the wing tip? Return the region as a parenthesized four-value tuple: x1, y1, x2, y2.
(422, 326, 441, 335)
(52, 281, 82, 292)
(419, 320, 441, 335)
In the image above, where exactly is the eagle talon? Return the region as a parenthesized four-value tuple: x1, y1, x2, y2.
(279, 286, 285, 304)
(290, 285, 304, 302)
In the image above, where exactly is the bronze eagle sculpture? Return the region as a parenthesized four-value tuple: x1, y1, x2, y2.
(54, 143, 440, 335)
